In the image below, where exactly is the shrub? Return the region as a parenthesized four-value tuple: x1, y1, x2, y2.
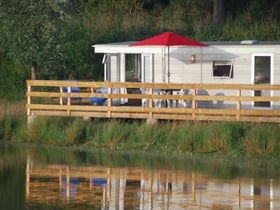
(242, 124, 280, 157)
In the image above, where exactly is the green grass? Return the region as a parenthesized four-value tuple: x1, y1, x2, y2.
(0, 101, 26, 141)
(242, 123, 280, 157)
(1, 102, 280, 158)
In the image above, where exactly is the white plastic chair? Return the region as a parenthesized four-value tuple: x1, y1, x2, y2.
(213, 92, 225, 108)
(153, 89, 163, 108)
(196, 89, 210, 108)
(178, 89, 191, 108)
(89, 87, 116, 106)
(140, 88, 149, 107)
(140, 88, 164, 108)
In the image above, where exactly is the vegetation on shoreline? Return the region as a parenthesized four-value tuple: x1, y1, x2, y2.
(1, 101, 280, 158)
(1, 2, 280, 185)
(1, 1, 280, 101)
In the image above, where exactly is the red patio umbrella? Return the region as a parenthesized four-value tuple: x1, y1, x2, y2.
(130, 31, 207, 82)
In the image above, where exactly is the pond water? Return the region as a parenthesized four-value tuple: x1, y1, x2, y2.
(1, 143, 280, 210)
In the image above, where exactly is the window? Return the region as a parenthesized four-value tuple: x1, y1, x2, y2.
(212, 60, 233, 78)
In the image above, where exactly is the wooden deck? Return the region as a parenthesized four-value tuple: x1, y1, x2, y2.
(26, 80, 280, 123)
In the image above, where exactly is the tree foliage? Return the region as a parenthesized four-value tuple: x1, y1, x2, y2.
(0, 0, 91, 79)
(0, 0, 280, 101)
(1, 1, 63, 75)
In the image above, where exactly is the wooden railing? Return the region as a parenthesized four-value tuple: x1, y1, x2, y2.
(26, 80, 280, 123)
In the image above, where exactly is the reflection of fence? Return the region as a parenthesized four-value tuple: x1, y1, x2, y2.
(27, 80, 280, 122)
(25, 157, 280, 209)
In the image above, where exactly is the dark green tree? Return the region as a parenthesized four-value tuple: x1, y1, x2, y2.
(0, 0, 89, 80)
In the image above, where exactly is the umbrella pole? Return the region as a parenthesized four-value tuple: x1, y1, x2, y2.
(162, 48, 166, 83)
(200, 47, 202, 84)
(167, 46, 170, 83)
(200, 47, 202, 83)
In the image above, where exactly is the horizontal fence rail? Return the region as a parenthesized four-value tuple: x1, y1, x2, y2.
(26, 80, 280, 123)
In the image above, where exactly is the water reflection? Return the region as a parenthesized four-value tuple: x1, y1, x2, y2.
(25, 156, 280, 210)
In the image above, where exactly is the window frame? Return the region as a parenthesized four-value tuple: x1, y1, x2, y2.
(211, 60, 233, 78)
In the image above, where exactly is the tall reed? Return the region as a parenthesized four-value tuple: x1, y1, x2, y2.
(0, 101, 26, 141)
(2, 112, 280, 158)
(242, 123, 280, 157)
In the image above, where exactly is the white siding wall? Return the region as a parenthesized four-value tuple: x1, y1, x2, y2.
(151, 45, 280, 109)
(153, 53, 164, 83)
(168, 47, 202, 84)
(95, 42, 280, 109)
(154, 45, 280, 85)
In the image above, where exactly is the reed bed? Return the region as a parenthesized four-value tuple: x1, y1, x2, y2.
(0, 101, 26, 141)
(0, 101, 25, 119)
(1, 101, 280, 157)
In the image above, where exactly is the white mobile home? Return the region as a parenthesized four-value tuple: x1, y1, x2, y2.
(93, 39, 280, 109)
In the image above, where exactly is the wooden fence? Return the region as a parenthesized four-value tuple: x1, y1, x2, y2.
(26, 80, 280, 123)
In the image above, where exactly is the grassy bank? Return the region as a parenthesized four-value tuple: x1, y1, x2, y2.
(1, 101, 280, 158)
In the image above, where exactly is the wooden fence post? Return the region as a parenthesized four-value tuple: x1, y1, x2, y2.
(31, 61, 37, 80)
(236, 90, 241, 121)
(27, 83, 35, 126)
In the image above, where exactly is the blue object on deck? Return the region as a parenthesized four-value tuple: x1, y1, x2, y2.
(62, 86, 80, 93)
(63, 81, 81, 101)
(88, 87, 115, 105)
(89, 97, 107, 104)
